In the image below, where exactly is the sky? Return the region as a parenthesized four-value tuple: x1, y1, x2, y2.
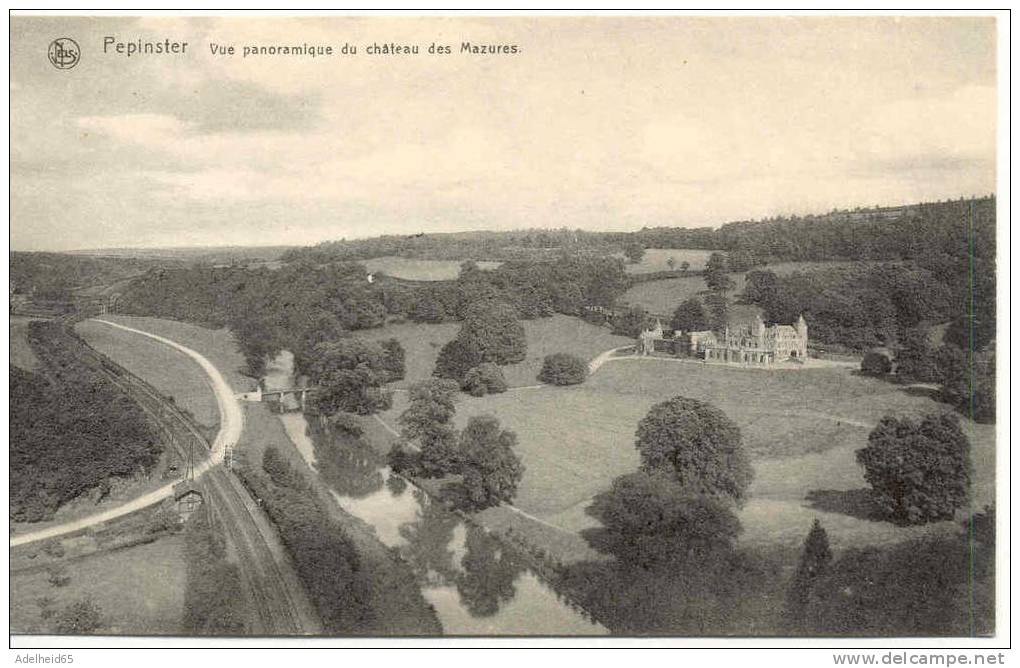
(10, 15, 997, 251)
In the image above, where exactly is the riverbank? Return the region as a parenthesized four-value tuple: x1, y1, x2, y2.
(237, 402, 442, 635)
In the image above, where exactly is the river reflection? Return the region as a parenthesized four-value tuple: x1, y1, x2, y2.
(265, 352, 605, 635)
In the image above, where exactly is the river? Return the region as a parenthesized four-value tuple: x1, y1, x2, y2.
(264, 352, 604, 636)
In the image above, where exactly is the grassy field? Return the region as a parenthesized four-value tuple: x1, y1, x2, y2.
(10, 315, 42, 370)
(10, 533, 186, 635)
(75, 315, 254, 431)
(362, 315, 632, 388)
(620, 260, 874, 319)
(621, 248, 718, 274)
(389, 358, 997, 554)
(362, 256, 502, 281)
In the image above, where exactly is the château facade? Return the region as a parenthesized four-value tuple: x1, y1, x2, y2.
(637, 314, 809, 366)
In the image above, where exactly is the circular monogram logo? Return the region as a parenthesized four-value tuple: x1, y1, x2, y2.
(48, 38, 80, 70)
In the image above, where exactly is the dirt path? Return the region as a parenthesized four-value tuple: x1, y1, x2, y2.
(10, 319, 243, 547)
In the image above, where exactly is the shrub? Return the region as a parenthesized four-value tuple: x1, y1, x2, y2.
(635, 396, 753, 506)
(46, 564, 71, 588)
(856, 413, 971, 524)
(861, 350, 892, 376)
(54, 597, 103, 635)
(327, 411, 364, 439)
(537, 353, 589, 386)
(462, 363, 509, 396)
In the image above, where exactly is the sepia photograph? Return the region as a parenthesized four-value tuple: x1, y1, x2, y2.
(7, 10, 1007, 652)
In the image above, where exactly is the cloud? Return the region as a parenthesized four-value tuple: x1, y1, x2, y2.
(10, 16, 999, 250)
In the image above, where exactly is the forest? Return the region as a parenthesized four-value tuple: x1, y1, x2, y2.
(10, 321, 163, 522)
(116, 255, 630, 376)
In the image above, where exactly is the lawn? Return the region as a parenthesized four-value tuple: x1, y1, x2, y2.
(621, 248, 718, 274)
(10, 315, 42, 370)
(402, 358, 996, 553)
(10, 533, 186, 635)
(362, 256, 502, 281)
(362, 314, 633, 388)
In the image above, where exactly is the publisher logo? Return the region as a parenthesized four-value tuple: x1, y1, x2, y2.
(48, 38, 80, 70)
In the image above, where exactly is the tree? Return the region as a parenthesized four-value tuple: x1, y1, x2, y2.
(462, 363, 508, 397)
(408, 293, 446, 323)
(856, 413, 971, 524)
(54, 597, 102, 634)
(783, 519, 832, 632)
(634, 396, 753, 505)
(726, 249, 758, 273)
(894, 326, 938, 382)
(704, 252, 734, 292)
(537, 353, 589, 386)
(399, 378, 462, 476)
(860, 350, 892, 376)
(379, 338, 406, 382)
(937, 344, 995, 423)
(584, 470, 742, 570)
(704, 292, 729, 332)
(670, 297, 708, 333)
(307, 338, 394, 416)
(742, 269, 778, 305)
(624, 243, 645, 264)
(612, 305, 648, 337)
(459, 415, 524, 509)
(459, 301, 527, 365)
(434, 336, 485, 382)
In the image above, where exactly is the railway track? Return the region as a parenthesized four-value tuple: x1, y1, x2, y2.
(48, 318, 321, 635)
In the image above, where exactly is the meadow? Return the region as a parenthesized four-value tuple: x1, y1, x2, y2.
(10, 532, 186, 635)
(362, 256, 502, 281)
(621, 248, 717, 274)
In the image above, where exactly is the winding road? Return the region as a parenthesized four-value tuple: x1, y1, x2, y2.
(10, 320, 242, 547)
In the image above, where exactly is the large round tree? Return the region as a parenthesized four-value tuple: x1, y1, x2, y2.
(856, 412, 971, 524)
(634, 396, 753, 505)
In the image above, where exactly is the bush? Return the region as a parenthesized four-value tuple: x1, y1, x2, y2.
(635, 396, 753, 506)
(54, 597, 103, 635)
(327, 411, 364, 439)
(462, 363, 509, 396)
(537, 353, 589, 386)
(860, 350, 892, 376)
(856, 413, 971, 524)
